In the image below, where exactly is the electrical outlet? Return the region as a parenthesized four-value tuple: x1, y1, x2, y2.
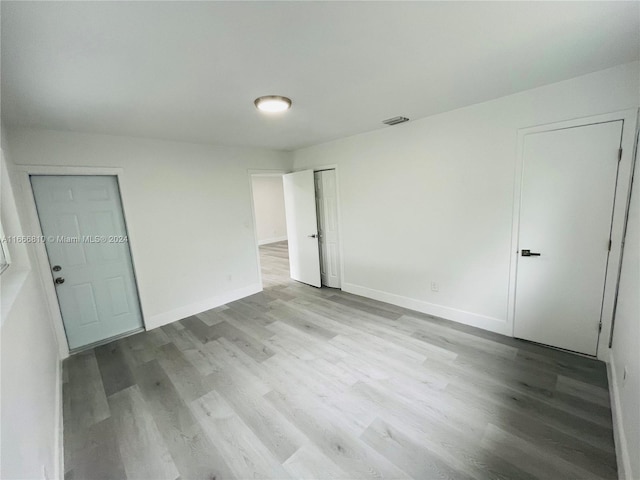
(430, 282, 439, 292)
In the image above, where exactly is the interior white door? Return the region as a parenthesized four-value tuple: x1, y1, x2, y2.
(514, 121, 622, 356)
(31, 175, 143, 350)
(315, 170, 341, 288)
(282, 170, 321, 287)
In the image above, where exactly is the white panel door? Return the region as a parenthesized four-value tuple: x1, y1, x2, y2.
(514, 121, 622, 356)
(315, 170, 341, 288)
(31, 175, 143, 350)
(282, 170, 321, 287)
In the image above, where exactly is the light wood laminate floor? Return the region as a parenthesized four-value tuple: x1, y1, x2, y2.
(63, 241, 616, 479)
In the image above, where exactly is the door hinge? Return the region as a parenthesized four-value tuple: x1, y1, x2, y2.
(598, 322, 603, 332)
(618, 148, 623, 162)
(608, 239, 612, 251)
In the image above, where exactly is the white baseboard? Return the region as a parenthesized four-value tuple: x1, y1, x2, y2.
(258, 236, 287, 246)
(342, 282, 509, 335)
(607, 351, 632, 480)
(55, 358, 64, 480)
(146, 283, 262, 329)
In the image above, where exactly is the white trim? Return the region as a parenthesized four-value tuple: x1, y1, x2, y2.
(258, 235, 288, 246)
(13, 164, 125, 176)
(607, 351, 632, 480)
(147, 282, 261, 329)
(248, 169, 289, 176)
(55, 358, 64, 480)
(508, 109, 638, 360)
(250, 172, 287, 178)
(343, 282, 509, 335)
(12, 165, 147, 358)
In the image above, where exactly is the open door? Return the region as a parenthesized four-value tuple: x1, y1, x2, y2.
(282, 170, 321, 287)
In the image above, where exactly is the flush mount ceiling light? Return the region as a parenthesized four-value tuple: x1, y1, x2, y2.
(254, 95, 292, 113)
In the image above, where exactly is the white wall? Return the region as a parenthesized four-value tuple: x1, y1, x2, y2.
(1, 125, 62, 479)
(251, 175, 288, 245)
(5, 128, 293, 332)
(293, 62, 639, 336)
(609, 144, 639, 480)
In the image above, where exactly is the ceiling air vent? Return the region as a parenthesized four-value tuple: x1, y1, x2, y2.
(382, 116, 409, 126)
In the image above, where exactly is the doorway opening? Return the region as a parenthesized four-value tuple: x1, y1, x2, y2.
(281, 168, 342, 290)
(250, 168, 342, 291)
(250, 173, 290, 289)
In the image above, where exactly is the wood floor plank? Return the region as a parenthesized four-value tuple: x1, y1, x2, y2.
(282, 445, 353, 480)
(108, 385, 179, 480)
(94, 341, 135, 397)
(329, 334, 448, 388)
(180, 315, 218, 344)
(265, 389, 412, 479)
(219, 307, 277, 340)
(355, 387, 542, 480)
(556, 374, 611, 407)
(422, 350, 614, 429)
(266, 319, 348, 362)
(160, 322, 202, 352)
(64, 416, 121, 477)
(63, 418, 126, 480)
(294, 294, 458, 362)
(62, 241, 618, 480)
(209, 320, 275, 362)
(442, 381, 617, 477)
(480, 423, 602, 480)
(268, 304, 339, 340)
(226, 299, 278, 327)
(132, 360, 235, 480)
(410, 318, 519, 360)
(203, 339, 272, 395)
(120, 328, 171, 367)
(516, 347, 609, 389)
(63, 350, 110, 430)
(326, 294, 403, 320)
(155, 342, 215, 402)
(360, 417, 476, 480)
(191, 390, 293, 479)
(264, 355, 379, 435)
(204, 349, 307, 462)
(446, 380, 615, 453)
(194, 308, 226, 326)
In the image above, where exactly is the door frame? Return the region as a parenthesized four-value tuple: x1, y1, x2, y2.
(247, 169, 289, 291)
(13, 165, 146, 358)
(507, 108, 638, 360)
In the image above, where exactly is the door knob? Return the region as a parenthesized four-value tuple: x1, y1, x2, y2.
(521, 250, 541, 257)
(308, 234, 318, 238)
(54, 277, 65, 285)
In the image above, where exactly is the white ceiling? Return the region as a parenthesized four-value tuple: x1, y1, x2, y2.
(2, 1, 639, 151)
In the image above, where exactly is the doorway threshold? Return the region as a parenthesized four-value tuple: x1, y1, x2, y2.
(68, 327, 145, 355)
